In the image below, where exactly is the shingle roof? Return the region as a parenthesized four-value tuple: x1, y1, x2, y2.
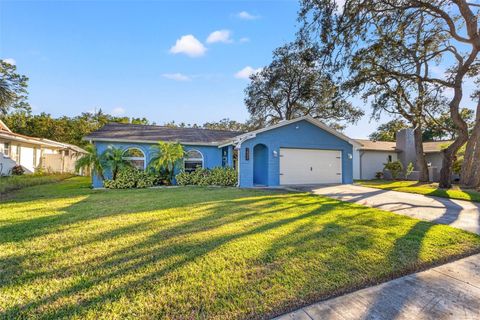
(354, 139, 454, 153)
(423, 141, 452, 153)
(355, 139, 398, 152)
(85, 123, 244, 145)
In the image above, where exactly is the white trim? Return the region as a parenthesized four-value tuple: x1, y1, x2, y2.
(184, 149, 204, 171)
(122, 147, 146, 170)
(0, 119, 12, 132)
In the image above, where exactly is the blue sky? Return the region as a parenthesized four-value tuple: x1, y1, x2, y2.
(1, 1, 476, 138)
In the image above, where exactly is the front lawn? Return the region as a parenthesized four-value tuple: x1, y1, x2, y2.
(1, 177, 480, 319)
(0, 173, 73, 197)
(356, 180, 480, 202)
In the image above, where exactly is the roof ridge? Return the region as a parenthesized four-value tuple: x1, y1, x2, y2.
(104, 122, 245, 134)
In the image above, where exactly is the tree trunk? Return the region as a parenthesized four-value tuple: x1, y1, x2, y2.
(413, 126, 429, 182)
(460, 98, 480, 187)
(439, 135, 468, 188)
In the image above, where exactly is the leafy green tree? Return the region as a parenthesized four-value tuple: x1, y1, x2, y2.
(299, 0, 479, 188)
(424, 108, 475, 141)
(244, 41, 363, 129)
(101, 146, 131, 180)
(75, 144, 105, 180)
(202, 118, 249, 132)
(369, 119, 409, 142)
(1, 109, 152, 147)
(148, 142, 184, 184)
(0, 60, 30, 114)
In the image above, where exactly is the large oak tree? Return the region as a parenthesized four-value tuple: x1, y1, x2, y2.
(244, 42, 364, 130)
(300, 0, 480, 188)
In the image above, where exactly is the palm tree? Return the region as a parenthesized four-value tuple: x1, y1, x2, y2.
(101, 146, 131, 180)
(75, 144, 105, 180)
(149, 141, 184, 184)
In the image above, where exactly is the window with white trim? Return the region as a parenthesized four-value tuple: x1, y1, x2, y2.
(122, 148, 146, 170)
(2, 143, 10, 157)
(184, 149, 203, 173)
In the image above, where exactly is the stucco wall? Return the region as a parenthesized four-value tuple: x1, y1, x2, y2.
(359, 151, 398, 180)
(425, 153, 443, 169)
(353, 148, 361, 180)
(92, 141, 224, 188)
(238, 120, 354, 187)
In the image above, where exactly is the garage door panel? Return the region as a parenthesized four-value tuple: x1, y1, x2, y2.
(279, 148, 342, 185)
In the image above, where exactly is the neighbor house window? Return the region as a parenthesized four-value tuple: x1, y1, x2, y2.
(123, 148, 146, 170)
(184, 149, 203, 173)
(2, 143, 10, 157)
(388, 155, 393, 162)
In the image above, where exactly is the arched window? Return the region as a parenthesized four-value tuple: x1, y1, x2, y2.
(123, 148, 146, 170)
(184, 149, 203, 172)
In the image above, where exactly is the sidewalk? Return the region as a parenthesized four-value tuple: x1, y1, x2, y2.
(276, 253, 480, 320)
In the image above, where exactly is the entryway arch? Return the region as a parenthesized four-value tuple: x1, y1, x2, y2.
(253, 143, 268, 186)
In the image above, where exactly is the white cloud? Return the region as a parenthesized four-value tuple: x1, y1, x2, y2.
(112, 107, 126, 115)
(162, 73, 191, 81)
(239, 37, 250, 43)
(2, 58, 16, 65)
(170, 35, 207, 57)
(236, 11, 259, 20)
(206, 30, 233, 44)
(234, 66, 262, 79)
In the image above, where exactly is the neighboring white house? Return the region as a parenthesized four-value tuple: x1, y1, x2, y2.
(353, 128, 451, 181)
(0, 120, 87, 175)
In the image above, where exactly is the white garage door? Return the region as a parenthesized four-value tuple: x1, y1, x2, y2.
(279, 148, 342, 185)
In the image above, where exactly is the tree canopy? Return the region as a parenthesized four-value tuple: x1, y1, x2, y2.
(244, 42, 364, 130)
(0, 60, 30, 114)
(300, 0, 480, 187)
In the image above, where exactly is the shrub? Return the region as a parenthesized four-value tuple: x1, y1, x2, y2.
(103, 167, 157, 189)
(375, 172, 384, 179)
(384, 161, 403, 180)
(175, 171, 192, 186)
(11, 165, 25, 175)
(176, 167, 237, 187)
(405, 162, 415, 179)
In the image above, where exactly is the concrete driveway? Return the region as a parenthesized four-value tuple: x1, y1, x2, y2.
(295, 184, 480, 235)
(274, 184, 480, 320)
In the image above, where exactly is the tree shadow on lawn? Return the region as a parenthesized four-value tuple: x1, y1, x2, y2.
(263, 203, 480, 319)
(0, 186, 302, 245)
(1, 194, 341, 319)
(3, 187, 477, 319)
(361, 216, 480, 319)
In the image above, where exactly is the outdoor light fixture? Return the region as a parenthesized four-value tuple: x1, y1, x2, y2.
(348, 153, 353, 160)
(273, 150, 278, 157)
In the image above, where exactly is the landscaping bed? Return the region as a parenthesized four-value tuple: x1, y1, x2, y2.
(1, 177, 480, 319)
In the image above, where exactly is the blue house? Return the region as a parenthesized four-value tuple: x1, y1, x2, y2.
(84, 116, 360, 188)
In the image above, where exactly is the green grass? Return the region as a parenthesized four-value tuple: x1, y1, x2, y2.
(356, 180, 480, 202)
(1, 177, 480, 319)
(0, 173, 73, 197)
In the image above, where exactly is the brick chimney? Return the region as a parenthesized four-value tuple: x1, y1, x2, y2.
(396, 128, 416, 170)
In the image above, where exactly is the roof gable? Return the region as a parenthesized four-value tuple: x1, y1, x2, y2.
(0, 119, 12, 132)
(225, 116, 361, 147)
